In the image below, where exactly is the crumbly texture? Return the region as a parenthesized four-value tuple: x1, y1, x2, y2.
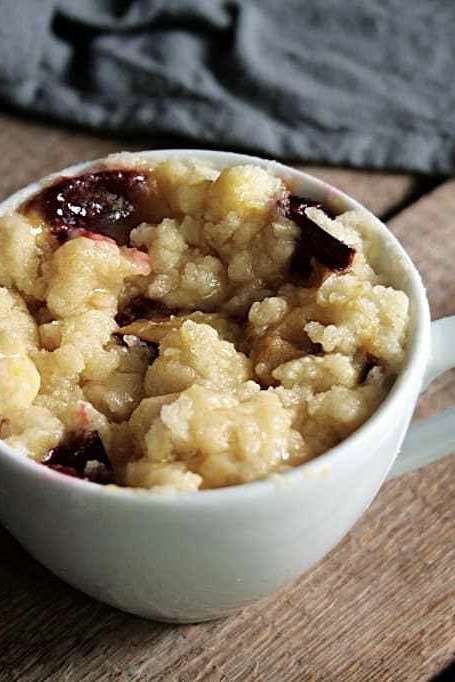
(0, 156, 409, 491)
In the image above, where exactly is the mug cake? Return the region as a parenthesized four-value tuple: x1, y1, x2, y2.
(0, 154, 409, 491)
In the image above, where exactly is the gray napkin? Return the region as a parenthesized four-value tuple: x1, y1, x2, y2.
(1, 0, 454, 174)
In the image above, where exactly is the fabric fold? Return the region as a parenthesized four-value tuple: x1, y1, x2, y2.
(0, 0, 454, 174)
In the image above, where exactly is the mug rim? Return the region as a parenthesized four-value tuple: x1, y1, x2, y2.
(0, 149, 431, 506)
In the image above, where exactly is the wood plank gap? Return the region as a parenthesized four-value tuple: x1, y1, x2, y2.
(381, 175, 448, 222)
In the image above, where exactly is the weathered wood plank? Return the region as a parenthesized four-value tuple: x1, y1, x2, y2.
(387, 180, 455, 423)
(2, 456, 455, 681)
(0, 114, 120, 203)
(301, 164, 418, 218)
(0, 112, 417, 220)
(1, 113, 454, 681)
(388, 179, 455, 320)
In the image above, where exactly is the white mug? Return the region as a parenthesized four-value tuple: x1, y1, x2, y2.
(0, 150, 454, 623)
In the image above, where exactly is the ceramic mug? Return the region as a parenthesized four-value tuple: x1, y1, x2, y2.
(0, 150, 454, 623)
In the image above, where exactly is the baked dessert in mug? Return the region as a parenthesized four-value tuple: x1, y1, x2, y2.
(0, 154, 409, 491)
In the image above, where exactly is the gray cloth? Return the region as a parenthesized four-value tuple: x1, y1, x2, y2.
(0, 0, 454, 174)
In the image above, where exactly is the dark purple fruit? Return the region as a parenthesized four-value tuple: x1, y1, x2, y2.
(283, 195, 356, 275)
(43, 430, 114, 484)
(358, 354, 379, 384)
(115, 297, 178, 327)
(23, 169, 150, 246)
(112, 330, 159, 358)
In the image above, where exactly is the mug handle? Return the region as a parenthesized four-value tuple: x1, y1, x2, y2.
(388, 316, 455, 479)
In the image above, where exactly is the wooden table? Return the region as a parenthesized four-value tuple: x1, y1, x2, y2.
(1, 112, 455, 681)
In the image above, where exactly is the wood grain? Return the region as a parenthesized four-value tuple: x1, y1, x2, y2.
(299, 164, 418, 218)
(0, 111, 417, 217)
(0, 112, 454, 681)
(387, 181, 455, 423)
(0, 114, 120, 204)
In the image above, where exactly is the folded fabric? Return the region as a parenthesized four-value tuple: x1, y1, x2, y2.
(0, 0, 454, 173)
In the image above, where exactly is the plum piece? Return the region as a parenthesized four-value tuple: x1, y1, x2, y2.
(114, 297, 179, 356)
(42, 430, 114, 484)
(45, 464, 80, 479)
(283, 195, 356, 274)
(115, 297, 178, 327)
(358, 354, 379, 384)
(23, 169, 151, 246)
(112, 329, 159, 358)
